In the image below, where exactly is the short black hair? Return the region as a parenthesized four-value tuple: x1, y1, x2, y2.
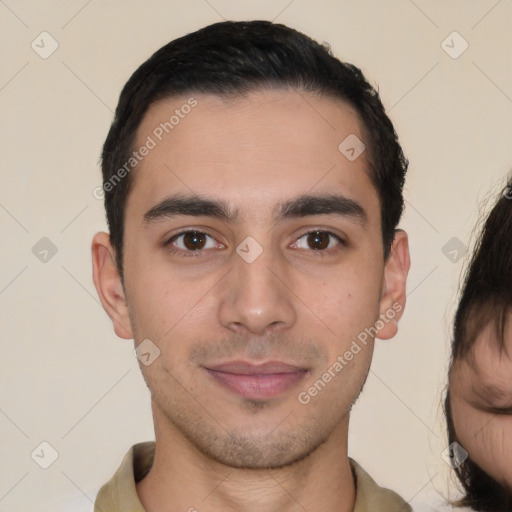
(100, 20, 408, 278)
(445, 177, 512, 511)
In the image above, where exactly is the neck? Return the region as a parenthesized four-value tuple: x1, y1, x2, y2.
(136, 409, 356, 512)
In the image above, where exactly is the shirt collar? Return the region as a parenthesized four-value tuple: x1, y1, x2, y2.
(94, 442, 411, 512)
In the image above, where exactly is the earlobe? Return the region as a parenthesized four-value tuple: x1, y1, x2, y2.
(376, 229, 410, 340)
(91, 232, 133, 340)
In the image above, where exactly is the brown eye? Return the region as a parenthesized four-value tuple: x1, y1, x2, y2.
(307, 231, 330, 250)
(182, 231, 206, 250)
(291, 230, 344, 253)
(168, 230, 218, 253)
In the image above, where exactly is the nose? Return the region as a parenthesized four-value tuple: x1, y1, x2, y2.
(217, 243, 296, 336)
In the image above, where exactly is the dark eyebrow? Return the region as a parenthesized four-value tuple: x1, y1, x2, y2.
(142, 193, 368, 227)
(143, 194, 238, 224)
(474, 382, 510, 404)
(274, 193, 368, 227)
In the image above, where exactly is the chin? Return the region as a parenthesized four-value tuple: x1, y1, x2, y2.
(194, 430, 324, 470)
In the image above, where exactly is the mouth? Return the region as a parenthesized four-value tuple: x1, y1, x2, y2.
(203, 361, 309, 400)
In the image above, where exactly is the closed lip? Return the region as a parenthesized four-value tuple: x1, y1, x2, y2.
(203, 360, 309, 400)
(203, 361, 307, 375)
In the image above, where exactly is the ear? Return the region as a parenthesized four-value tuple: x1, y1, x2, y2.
(91, 232, 133, 339)
(375, 229, 410, 340)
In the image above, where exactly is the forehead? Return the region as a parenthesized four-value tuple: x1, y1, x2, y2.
(128, 89, 379, 224)
(468, 318, 512, 370)
(451, 319, 512, 398)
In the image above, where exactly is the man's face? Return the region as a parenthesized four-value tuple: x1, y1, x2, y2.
(449, 317, 512, 490)
(97, 89, 407, 469)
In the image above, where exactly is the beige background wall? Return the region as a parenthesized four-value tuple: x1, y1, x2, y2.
(1, 1, 511, 511)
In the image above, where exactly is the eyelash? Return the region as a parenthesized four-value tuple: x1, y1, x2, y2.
(164, 229, 346, 257)
(488, 407, 512, 416)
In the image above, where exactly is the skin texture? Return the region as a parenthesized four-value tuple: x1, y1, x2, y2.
(92, 89, 410, 512)
(449, 316, 512, 492)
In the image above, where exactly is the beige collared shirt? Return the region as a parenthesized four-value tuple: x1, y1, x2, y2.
(94, 442, 412, 512)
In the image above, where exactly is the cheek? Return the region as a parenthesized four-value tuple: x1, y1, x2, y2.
(313, 263, 383, 342)
(485, 423, 512, 489)
(454, 406, 512, 489)
(295, 268, 381, 395)
(124, 242, 219, 340)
